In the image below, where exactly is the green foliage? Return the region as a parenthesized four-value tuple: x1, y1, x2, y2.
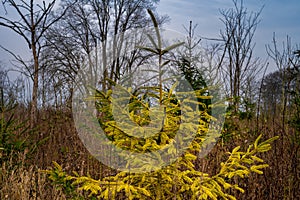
(0, 87, 29, 166)
(177, 56, 211, 113)
(239, 98, 256, 120)
(41, 162, 84, 199)
(288, 88, 300, 145)
(220, 109, 242, 143)
(44, 134, 278, 199)
(44, 10, 278, 199)
(221, 96, 256, 143)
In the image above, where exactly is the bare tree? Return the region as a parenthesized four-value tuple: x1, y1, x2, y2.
(40, 0, 166, 109)
(219, 0, 263, 113)
(0, 0, 68, 126)
(266, 34, 299, 131)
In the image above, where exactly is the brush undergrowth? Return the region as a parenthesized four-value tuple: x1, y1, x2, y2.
(42, 10, 278, 200)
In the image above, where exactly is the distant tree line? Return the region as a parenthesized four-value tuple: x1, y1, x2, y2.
(0, 0, 299, 128)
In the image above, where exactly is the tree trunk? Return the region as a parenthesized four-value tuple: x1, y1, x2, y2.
(31, 43, 39, 128)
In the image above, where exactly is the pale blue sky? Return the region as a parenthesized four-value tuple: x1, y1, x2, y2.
(157, 0, 300, 72)
(0, 0, 299, 75)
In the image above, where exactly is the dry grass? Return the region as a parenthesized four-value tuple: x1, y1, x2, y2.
(0, 152, 66, 200)
(1, 107, 299, 199)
